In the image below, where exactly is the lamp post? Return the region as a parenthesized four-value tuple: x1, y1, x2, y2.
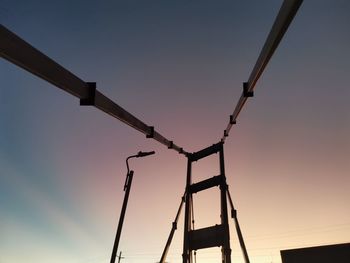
(110, 151, 155, 263)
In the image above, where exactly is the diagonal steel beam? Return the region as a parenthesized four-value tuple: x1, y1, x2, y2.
(222, 0, 303, 142)
(0, 24, 88, 98)
(0, 24, 188, 155)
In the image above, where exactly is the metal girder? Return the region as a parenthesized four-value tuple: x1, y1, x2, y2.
(0, 24, 188, 155)
(189, 175, 222, 194)
(188, 225, 225, 250)
(0, 25, 88, 98)
(189, 142, 223, 162)
(222, 0, 303, 142)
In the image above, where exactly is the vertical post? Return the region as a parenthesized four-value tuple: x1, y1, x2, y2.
(219, 144, 231, 263)
(179, 142, 236, 263)
(182, 157, 192, 263)
(110, 171, 134, 263)
(117, 251, 124, 263)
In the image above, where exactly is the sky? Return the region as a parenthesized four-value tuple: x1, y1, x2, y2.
(0, 0, 349, 263)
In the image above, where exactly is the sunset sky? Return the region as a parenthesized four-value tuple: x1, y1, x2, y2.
(1, 1, 349, 263)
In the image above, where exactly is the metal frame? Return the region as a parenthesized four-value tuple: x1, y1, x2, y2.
(159, 143, 250, 263)
(0, 0, 303, 154)
(183, 142, 232, 263)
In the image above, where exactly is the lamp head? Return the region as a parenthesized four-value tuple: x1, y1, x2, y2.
(136, 151, 155, 158)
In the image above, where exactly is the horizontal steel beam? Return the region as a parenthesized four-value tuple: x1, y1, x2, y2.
(0, 25, 188, 155)
(188, 224, 225, 250)
(222, 0, 303, 142)
(189, 142, 223, 162)
(189, 175, 222, 194)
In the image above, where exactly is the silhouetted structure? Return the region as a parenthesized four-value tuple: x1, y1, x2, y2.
(0, 25, 188, 155)
(221, 0, 303, 143)
(0, 0, 303, 158)
(110, 151, 155, 263)
(280, 243, 350, 263)
(160, 143, 250, 263)
(0, 0, 305, 262)
(183, 142, 232, 263)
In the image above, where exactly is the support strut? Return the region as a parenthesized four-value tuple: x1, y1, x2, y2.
(159, 194, 185, 263)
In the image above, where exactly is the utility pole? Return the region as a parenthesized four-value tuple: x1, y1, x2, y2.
(117, 251, 124, 263)
(110, 151, 155, 263)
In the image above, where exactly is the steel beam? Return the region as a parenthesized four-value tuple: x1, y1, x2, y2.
(0, 25, 88, 98)
(227, 189, 250, 263)
(247, 0, 303, 90)
(189, 175, 222, 194)
(188, 225, 225, 250)
(189, 142, 223, 162)
(0, 25, 188, 155)
(159, 195, 185, 263)
(222, 0, 303, 142)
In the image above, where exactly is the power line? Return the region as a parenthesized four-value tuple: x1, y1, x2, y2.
(245, 223, 350, 241)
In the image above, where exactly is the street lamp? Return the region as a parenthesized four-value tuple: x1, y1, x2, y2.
(110, 151, 155, 263)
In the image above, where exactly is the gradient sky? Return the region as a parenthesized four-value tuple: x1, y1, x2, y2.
(1, 1, 349, 263)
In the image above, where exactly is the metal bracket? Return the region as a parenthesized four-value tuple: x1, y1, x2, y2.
(231, 209, 237, 219)
(146, 126, 154, 138)
(243, 82, 254, 97)
(229, 115, 236, 125)
(80, 82, 96, 105)
(224, 130, 229, 137)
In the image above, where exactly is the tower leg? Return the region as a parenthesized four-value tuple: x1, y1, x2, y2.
(219, 145, 231, 263)
(183, 158, 192, 263)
